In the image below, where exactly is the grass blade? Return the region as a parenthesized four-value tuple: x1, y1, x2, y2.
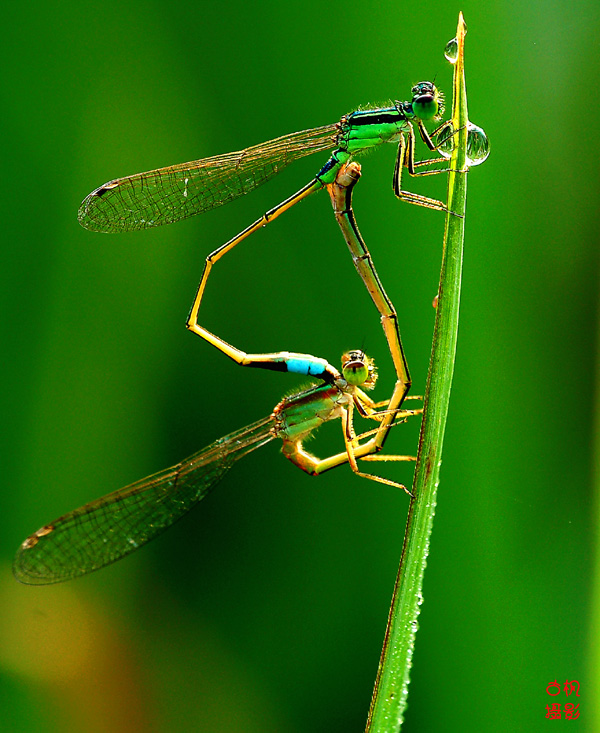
(365, 13, 470, 731)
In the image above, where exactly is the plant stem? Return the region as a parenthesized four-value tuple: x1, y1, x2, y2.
(365, 13, 469, 732)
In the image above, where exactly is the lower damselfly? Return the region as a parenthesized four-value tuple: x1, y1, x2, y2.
(14, 349, 420, 584)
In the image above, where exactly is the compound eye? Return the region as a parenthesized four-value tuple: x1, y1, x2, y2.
(341, 350, 369, 386)
(412, 93, 438, 121)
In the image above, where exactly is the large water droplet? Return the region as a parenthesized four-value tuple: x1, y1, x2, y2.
(444, 37, 458, 63)
(465, 122, 490, 166)
(434, 121, 490, 167)
(434, 122, 455, 159)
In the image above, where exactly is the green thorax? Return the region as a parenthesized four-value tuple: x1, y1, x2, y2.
(338, 105, 410, 154)
(272, 382, 352, 443)
(316, 105, 409, 185)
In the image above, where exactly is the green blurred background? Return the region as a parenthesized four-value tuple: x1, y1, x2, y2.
(1, 1, 598, 731)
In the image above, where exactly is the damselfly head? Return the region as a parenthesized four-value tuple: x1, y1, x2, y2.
(409, 81, 445, 121)
(341, 350, 378, 389)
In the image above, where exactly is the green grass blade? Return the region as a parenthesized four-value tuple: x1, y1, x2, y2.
(365, 13, 469, 731)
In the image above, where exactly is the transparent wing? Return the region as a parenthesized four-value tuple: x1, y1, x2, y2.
(14, 416, 275, 584)
(78, 124, 338, 232)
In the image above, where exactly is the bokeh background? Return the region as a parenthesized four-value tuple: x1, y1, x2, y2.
(1, 1, 598, 731)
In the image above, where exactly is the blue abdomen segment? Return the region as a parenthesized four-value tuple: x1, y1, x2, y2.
(248, 353, 336, 381)
(286, 356, 328, 376)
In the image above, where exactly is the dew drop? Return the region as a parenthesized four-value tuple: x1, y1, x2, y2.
(434, 122, 455, 159)
(444, 37, 459, 63)
(465, 122, 490, 166)
(434, 121, 490, 167)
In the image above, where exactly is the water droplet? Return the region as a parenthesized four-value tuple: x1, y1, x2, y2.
(434, 121, 490, 167)
(434, 122, 455, 159)
(465, 122, 490, 166)
(444, 37, 459, 63)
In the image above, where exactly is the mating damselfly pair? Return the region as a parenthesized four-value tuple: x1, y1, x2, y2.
(15, 80, 461, 584)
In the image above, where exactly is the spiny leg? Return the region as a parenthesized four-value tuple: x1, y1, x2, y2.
(347, 401, 421, 466)
(417, 118, 468, 164)
(279, 406, 415, 496)
(369, 394, 423, 412)
(393, 127, 449, 212)
(394, 120, 467, 214)
(415, 117, 457, 153)
(355, 405, 423, 427)
(341, 401, 414, 496)
(393, 117, 470, 211)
